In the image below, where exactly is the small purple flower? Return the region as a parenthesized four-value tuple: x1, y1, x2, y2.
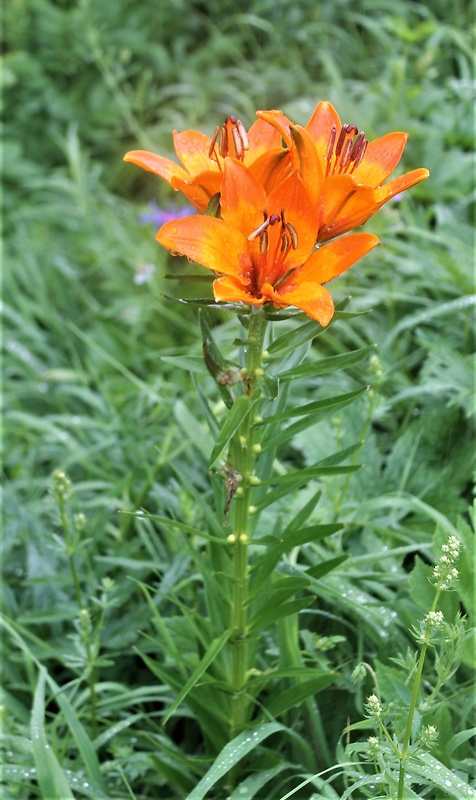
(138, 199, 194, 226)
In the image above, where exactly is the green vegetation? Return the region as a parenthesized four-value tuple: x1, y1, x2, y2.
(3, 1, 474, 798)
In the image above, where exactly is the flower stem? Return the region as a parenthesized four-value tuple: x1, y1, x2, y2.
(229, 308, 267, 739)
(58, 494, 98, 738)
(397, 591, 440, 800)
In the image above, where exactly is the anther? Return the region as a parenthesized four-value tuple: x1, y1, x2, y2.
(335, 125, 348, 158)
(353, 134, 368, 169)
(259, 230, 269, 255)
(236, 119, 249, 152)
(325, 124, 337, 163)
(280, 231, 289, 253)
(219, 123, 228, 158)
(339, 138, 353, 170)
(286, 222, 298, 249)
(231, 124, 244, 159)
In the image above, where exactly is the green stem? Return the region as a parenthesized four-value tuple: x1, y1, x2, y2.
(229, 308, 267, 739)
(397, 591, 440, 800)
(58, 495, 98, 738)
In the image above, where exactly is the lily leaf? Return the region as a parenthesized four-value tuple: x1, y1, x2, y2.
(260, 386, 368, 424)
(162, 628, 233, 724)
(209, 395, 259, 467)
(306, 554, 350, 579)
(265, 674, 336, 717)
(277, 344, 377, 381)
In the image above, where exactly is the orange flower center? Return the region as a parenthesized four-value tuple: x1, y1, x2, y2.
(208, 116, 249, 166)
(324, 123, 368, 177)
(248, 208, 299, 291)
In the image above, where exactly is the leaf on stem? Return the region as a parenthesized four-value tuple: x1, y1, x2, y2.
(209, 395, 260, 467)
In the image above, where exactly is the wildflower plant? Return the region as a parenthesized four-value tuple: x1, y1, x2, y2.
(120, 101, 458, 794)
(345, 532, 473, 799)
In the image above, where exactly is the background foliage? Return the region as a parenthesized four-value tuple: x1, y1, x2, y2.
(3, 0, 474, 798)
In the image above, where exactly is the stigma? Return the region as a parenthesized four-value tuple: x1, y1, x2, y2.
(208, 116, 249, 163)
(325, 123, 368, 176)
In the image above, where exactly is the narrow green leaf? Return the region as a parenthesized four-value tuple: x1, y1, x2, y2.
(186, 722, 285, 800)
(282, 488, 322, 535)
(252, 522, 344, 569)
(1, 617, 107, 796)
(412, 751, 475, 799)
(227, 764, 289, 800)
(267, 319, 322, 356)
(161, 354, 206, 373)
(306, 554, 350, 579)
(253, 523, 343, 566)
(259, 386, 368, 425)
(131, 512, 227, 545)
(256, 466, 361, 510)
(43, 676, 107, 794)
(136, 650, 230, 751)
(260, 461, 361, 487)
(278, 344, 377, 381)
(446, 726, 476, 756)
(266, 675, 335, 717)
(162, 628, 233, 724)
(209, 395, 259, 467)
(199, 309, 227, 369)
(248, 596, 314, 632)
(31, 668, 75, 800)
(249, 575, 311, 602)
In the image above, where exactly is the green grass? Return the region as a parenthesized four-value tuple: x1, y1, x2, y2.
(3, 0, 475, 798)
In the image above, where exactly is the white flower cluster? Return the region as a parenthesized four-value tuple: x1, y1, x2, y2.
(431, 535, 461, 590)
(365, 694, 383, 718)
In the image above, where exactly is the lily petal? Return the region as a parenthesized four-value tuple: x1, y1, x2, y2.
(171, 171, 222, 212)
(265, 172, 320, 270)
(262, 280, 335, 326)
(173, 130, 216, 174)
(256, 109, 294, 148)
(289, 125, 324, 206)
(221, 159, 266, 232)
(246, 118, 284, 161)
(157, 216, 252, 282)
(279, 233, 380, 287)
(374, 168, 430, 203)
(305, 100, 342, 162)
(213, 275, 265, 305)
(123, 150, 188, 183)
(353, 132, 408, 186)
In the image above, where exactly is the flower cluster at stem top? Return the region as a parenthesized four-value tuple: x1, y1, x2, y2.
(124, 101, 429, 325)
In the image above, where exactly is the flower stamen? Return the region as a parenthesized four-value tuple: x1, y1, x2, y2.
(209, 115, 250, 164)
(325, 123, 368, 176)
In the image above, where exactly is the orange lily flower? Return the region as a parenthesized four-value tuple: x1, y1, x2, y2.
(123, 116, 287, 213)
(157, 159, 379, 326)
(257, 101, 429, 242)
